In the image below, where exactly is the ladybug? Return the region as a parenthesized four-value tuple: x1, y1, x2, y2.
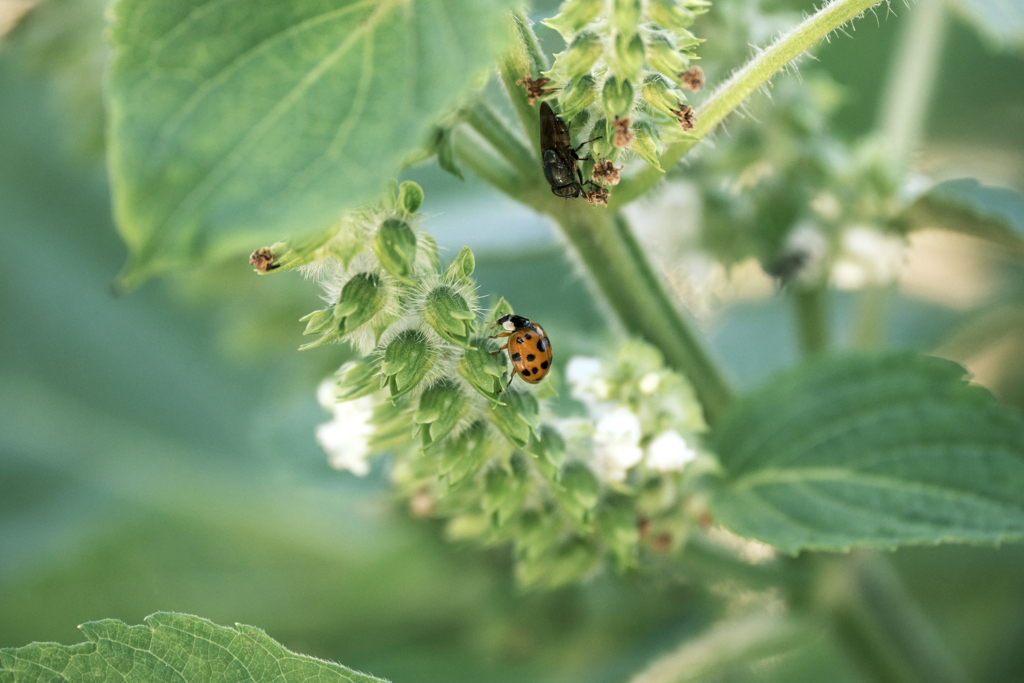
(490, 314, 553, 389)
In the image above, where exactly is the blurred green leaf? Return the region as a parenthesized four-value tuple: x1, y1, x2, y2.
(906, 178, 1024, 250)
(106, 0, 515, 288)
(711, 352, 1024, 554)
(0, 612, 388, 683)
(943, 0, 1024, 51)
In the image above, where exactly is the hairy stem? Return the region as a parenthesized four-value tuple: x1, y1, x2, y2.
(544, 202, 734, 423)
(451, 127, 526, 200)
(462, 101, 539, 180)
(794, 287, 829, 356)
(610, 0, 885, 209)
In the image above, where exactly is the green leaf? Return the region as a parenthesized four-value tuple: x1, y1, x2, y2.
(106, 0, 514, 289)
(710, 352, 1024, 554)
(0, 612, 388, 683)
(906, 178, 1024, 249)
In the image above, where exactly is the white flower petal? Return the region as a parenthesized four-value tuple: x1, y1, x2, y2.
(646, 430, 697, 473)
(317, 379, 338, 411)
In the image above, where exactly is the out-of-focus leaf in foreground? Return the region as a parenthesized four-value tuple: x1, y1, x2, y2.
(907, 177, 1024, 249)
(106, 0, 514, 289)
(0, 613, 388, 683)
(711, 352, 1024, 554)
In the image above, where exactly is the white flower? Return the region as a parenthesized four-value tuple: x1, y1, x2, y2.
(316, 395, 375, 476)
(832, 225, 906, 290)
(646, 430, 697, 473)
(638, 372, 661, 394)
(317, 378, 338, 411)
(566, 357, 604, 402)
(592, 406, 643, 482)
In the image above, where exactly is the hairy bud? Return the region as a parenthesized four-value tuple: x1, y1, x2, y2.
(373, 218, 418, 283)
(380, 329, 436, 399)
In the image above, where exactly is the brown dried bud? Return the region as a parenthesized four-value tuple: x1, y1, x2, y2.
(584, 187, 610, 206)
(651, 533, 673, 553)
(591, 159, 622, 186)
(671, 105, 697, 131)
(612, 117, 633, 147)
(516, 75, 556, 105)
(249, 247, 278, 272)
(679, 66, 705, 92)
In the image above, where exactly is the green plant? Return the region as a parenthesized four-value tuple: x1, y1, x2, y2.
(4, 0, 1024, 681)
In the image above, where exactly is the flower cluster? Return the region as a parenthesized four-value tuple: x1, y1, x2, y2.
(255, 184, 713, 588)
(535, 0, 711, 179)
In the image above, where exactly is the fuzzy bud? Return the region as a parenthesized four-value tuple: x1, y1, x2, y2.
(553, 461, 600, 525)
(424, 285, 476, 348)
(602, 76, 635, 120)
(373, 218, 418, 283)
(630, 119, 664, 171)
(487, 389, 540, 449)
(562, 30, 603, 80)
(558, 74, 600, 120)
(641, 72, 686, 117)
(440, 420, 492, 485)
(300, 308, 335, 336)
(516, 509, 563, 561)
(458, 340, 508, 403)
(484, 456, 528, 527)
(398, 180, 424, 215)
(611, 32, 645, 82)
(380, 329, 435, 399)
(647, 0, 696, 30)
(646, 33, 688, 81)
(334, 272, 387, 335)
(518, 537, 601, 589)
(414, 379, 470, 448)
(597, 495, 639, 572)
(542, 0, 603, 37)
(444, 246, 475, 283)
(527, 424, 567, 481)
(335, 356, 380, 401)
(611, 0, 642, 36)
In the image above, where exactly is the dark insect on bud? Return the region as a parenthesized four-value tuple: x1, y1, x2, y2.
(249, 247, 278, 272)
(539, 101, 602, 199)
(517, 75, 557, 105)
(679, 66, 705, 92)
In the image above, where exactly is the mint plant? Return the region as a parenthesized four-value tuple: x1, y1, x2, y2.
(4, 0, 1024, 681)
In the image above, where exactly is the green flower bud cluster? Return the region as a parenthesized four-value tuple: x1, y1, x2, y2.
(541, 0, 710, 172)
(265, 184, 712, 590)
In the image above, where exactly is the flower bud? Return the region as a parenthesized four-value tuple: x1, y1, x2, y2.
(558, 74, 599, 120)
(646, 33, 687, 81)
(369, 396, 415, 452)
(553, 461, 599, 525)
(602, 76, 635, 120)
(398, 180, 424, 215)
(516, 508, 563, 561)
(542, 0, 603, 38)
(415, 379, 470, 448)
(300, 308, 334, 336)
(424, 285, 476, 348)
(440, 420, 492, 485)
(641, 72, 685, 117)
(372, 218, 418, 283)
(380, 329, 435, 399)
(484, 455, 528, 526)
(334, 272, 387, 335)
(444, 246, 475, 283)
(487, 389, 540, 449)
(527, 425, 566, 481)
(458, 340, 508, 403)
(518, 536, 600, 588)
(630, 119, 664, 171)
(597, 495, 639, 572)
(647, 0, 696, 30)
(335, 356, 380, 401)
(611, 0, 641, 36)
(611, 32, 644, 82)
(562, 30, 603, 80)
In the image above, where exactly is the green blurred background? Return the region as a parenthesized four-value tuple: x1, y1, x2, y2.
(3, 0, 1024, 681)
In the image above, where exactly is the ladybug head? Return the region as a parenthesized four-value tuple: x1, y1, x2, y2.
(495, 314, 530, 332)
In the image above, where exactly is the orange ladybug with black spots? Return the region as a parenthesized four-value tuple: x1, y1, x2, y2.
(490, 314, 553, 390)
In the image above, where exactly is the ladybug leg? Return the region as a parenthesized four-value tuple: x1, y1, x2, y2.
(488, 331, 511, 340)
(488, 342, 509, 355)
(505, 373, 516, 390)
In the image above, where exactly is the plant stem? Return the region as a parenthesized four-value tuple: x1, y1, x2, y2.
(853, 284, 892, 349)
(462, 101, 539, 180)
(450, 127, 526, 200)
(794, 286, 829, 356)
(499, 12, 547, 156)
(544, 202, 734, 423)
(610, 0, 886, 209)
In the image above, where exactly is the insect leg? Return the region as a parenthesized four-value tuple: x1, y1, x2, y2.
(573, 136, 603, 155)
(487, 331, 512, 339)
(488, 343, 509, 355)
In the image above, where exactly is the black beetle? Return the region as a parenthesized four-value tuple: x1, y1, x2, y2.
(539, 101, 601, 198)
